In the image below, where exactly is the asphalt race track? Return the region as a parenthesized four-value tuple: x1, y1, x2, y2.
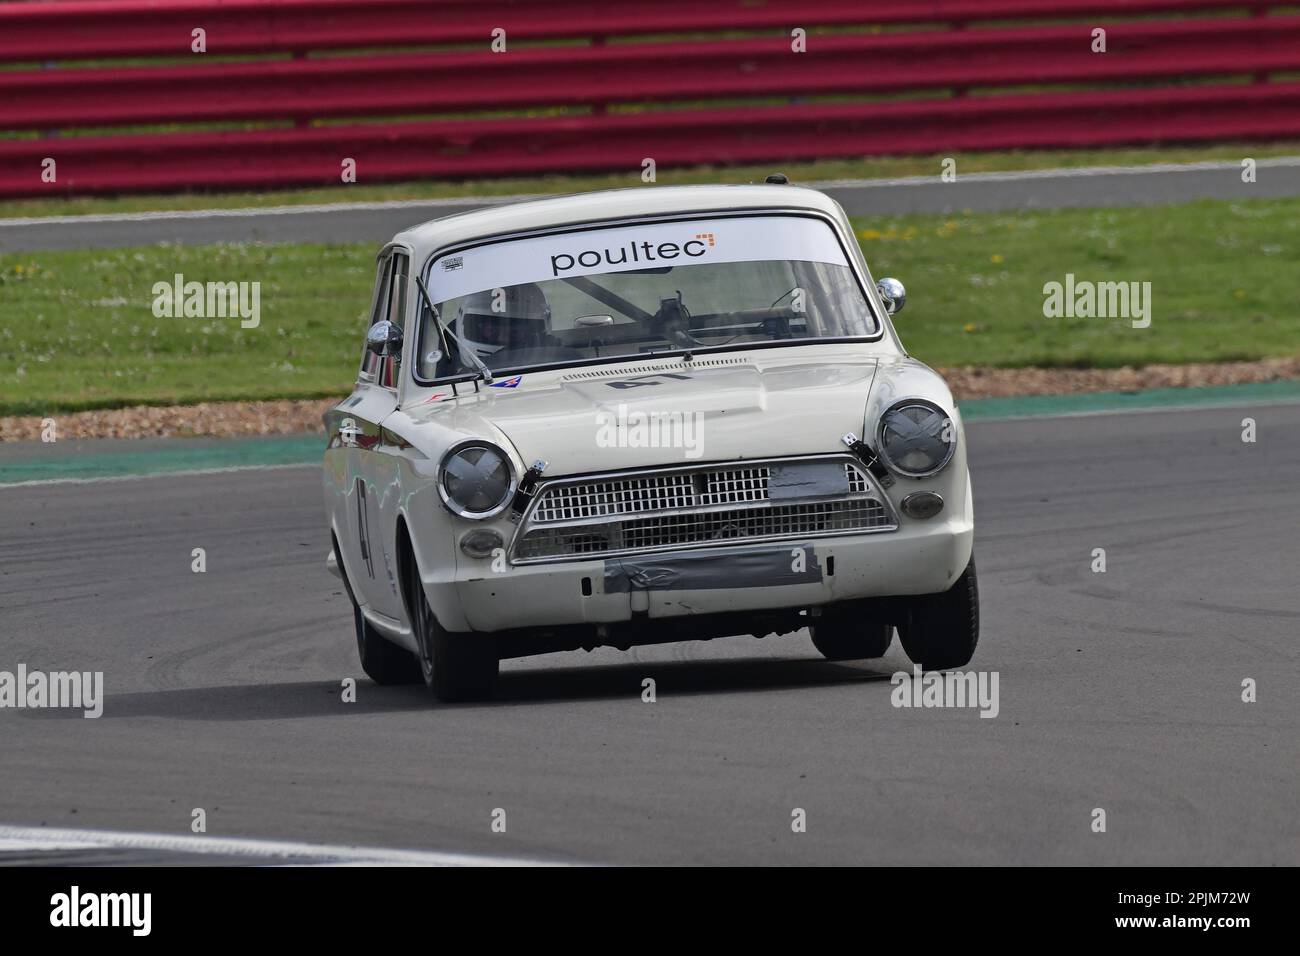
(2, 402, 1296, 865)
(4, 159, 1300, 252)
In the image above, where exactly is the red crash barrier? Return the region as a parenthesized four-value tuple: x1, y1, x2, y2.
(4, 83, 1298, 197)
(5, 16, 1300, 131)
(0, 0, 1277, 62)
(0, 0, 1293, 197)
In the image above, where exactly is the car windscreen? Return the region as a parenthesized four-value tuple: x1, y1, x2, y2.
(416, 214, 877, 382)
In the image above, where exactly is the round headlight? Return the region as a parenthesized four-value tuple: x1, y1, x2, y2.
(877, 400, 956, 478)
(438, 441, 516, 519)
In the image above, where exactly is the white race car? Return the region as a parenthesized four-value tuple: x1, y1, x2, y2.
(324, 180, 977, 700)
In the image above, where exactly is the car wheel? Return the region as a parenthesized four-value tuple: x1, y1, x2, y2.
(334, 536, 421, 685)
(897, 557, 979, 671)
(401, 540, 498, 702)
(810, 603, 893, 660)
(353, 605, 422, 685)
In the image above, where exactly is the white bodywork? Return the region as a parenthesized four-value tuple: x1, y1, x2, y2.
(323, 184, 973, 655)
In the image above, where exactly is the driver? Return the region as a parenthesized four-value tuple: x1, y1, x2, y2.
(452, 283, 552, 362)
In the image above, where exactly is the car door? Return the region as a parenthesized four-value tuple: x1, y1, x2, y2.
(326, 248, 409, 619)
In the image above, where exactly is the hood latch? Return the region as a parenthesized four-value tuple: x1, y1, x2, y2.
(510, 459, 549, 520)
(841, 433, 895, 489)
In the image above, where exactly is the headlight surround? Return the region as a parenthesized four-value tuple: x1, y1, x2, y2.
(876, 399, 957, 478)
(438, 440, 517, 519)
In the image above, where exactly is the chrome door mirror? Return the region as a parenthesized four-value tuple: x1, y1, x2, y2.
(366, 319, 403, 356)
(877, 277, 906, 315)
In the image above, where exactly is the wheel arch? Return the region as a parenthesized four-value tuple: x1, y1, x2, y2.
(393, 513, 418, 630)
(330, 525, 361, 609)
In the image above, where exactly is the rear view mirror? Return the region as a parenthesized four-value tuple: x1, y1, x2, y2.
(366, 319, 403, 356)
(877, 278, 906, 315)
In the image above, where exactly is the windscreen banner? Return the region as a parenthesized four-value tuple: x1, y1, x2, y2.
(425, 214, 849, 302)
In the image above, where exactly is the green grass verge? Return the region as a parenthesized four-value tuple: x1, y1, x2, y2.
(857, 198, 1300, 368)
(1, 195, 1296, 416)
(0, 244, 368, 416)
(3, 143, 1298, 219)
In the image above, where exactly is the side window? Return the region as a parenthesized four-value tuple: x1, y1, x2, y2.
(360, 252, 408, 387)
(387, 254, 409, 331)
(359, 256, 392, 382)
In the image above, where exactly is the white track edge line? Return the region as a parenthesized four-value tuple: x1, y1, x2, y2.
(807, 156, 1300, 190)
(0, 461, 319, 489)
(0, 194, 548, 227)
(0, 824, 563, 866)
(3, 157, 1297, 228)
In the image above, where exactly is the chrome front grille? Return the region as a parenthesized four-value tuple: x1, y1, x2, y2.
(511, 456, 896, 564)
(532, 473, 697, 522)
(698, 466, 774, 506)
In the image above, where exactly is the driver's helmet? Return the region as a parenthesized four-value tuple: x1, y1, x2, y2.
(453, 283, 551, 360)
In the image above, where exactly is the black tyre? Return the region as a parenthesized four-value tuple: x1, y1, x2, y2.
(810, 603, 893, 660)
(897, 557, 979, 671)
(400, 535, 498, 702)
(354, 605, 423, 685)
(334, 536, 421, 685)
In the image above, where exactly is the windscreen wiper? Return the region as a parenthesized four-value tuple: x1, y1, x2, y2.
(415, 275, 494, 385)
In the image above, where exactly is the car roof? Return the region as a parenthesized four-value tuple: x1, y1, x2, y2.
(390, 183, 845, 259)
